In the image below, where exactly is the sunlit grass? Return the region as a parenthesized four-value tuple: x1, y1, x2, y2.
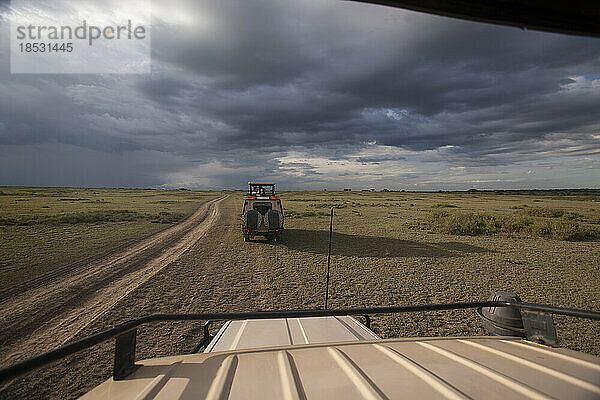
(0, 187, 221, 287)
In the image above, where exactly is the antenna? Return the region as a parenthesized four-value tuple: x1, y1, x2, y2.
(324, 207, 334, 309)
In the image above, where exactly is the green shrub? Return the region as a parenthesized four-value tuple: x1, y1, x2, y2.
(588, 215, 600, 224)
(530, 220, 553, 237)
(425, 210, 599, 241)
(499, 214, 534, 232)
(45, 210, 141, 224)
(287, 210, 329, 218)
(431, 203, 458, 208)
(310, 203, 347, 209)
(523, 206, 581, 220)
(0, 210, 185, 226)
(148, 212, 185, 224)
(425, 210, 501, 235)
(532, 219, 599, 241)
(509, 204, 528, 210)
(287, 198, 322, 202)
(0, 217, 19, 226)
(58, 198, 89, 201)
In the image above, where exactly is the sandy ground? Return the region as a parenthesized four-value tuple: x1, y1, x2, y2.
(0, 196, 225, 397)
(0, 193, 598, 399)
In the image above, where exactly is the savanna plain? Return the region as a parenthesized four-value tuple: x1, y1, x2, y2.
(0, 186, 599, 398)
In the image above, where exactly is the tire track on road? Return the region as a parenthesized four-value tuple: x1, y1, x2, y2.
(0, 218, 189, 303)
(0, 195, 227, 367)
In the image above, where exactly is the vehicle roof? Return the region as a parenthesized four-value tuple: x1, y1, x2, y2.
(82, 336, 600, 400)
(205, 316, 379, 352)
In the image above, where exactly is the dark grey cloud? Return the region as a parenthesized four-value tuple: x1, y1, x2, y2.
(1, 0, 599, 190)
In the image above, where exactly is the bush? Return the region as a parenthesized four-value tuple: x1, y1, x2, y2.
(287, 210, 329, 218)
(148, 212, 185, 224)
(499, 214, 534, 232)
(0, 210, 185, 226)
(523, 206, 581, 220)
(287, 198, 322, 202)
(310, 203, 347, 209)
(426, 210, 501, 235)
(431, 203, 458, 208)
(425, 210, 599, 241)
(532, 219, 599, 241)
(509, 204, 528, 210)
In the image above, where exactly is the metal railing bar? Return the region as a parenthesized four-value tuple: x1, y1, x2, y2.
(0, 300, 598, 383)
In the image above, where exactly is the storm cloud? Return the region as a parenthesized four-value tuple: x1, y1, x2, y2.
(1, 0, 599, 190)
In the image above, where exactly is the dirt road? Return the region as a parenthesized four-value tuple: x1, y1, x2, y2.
(1, 194, 315, 399)
(0, 195, 225, 370)
(1, 192, 598, 399)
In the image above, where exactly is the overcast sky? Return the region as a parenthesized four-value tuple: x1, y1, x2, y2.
(1, 0, 599, 190)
